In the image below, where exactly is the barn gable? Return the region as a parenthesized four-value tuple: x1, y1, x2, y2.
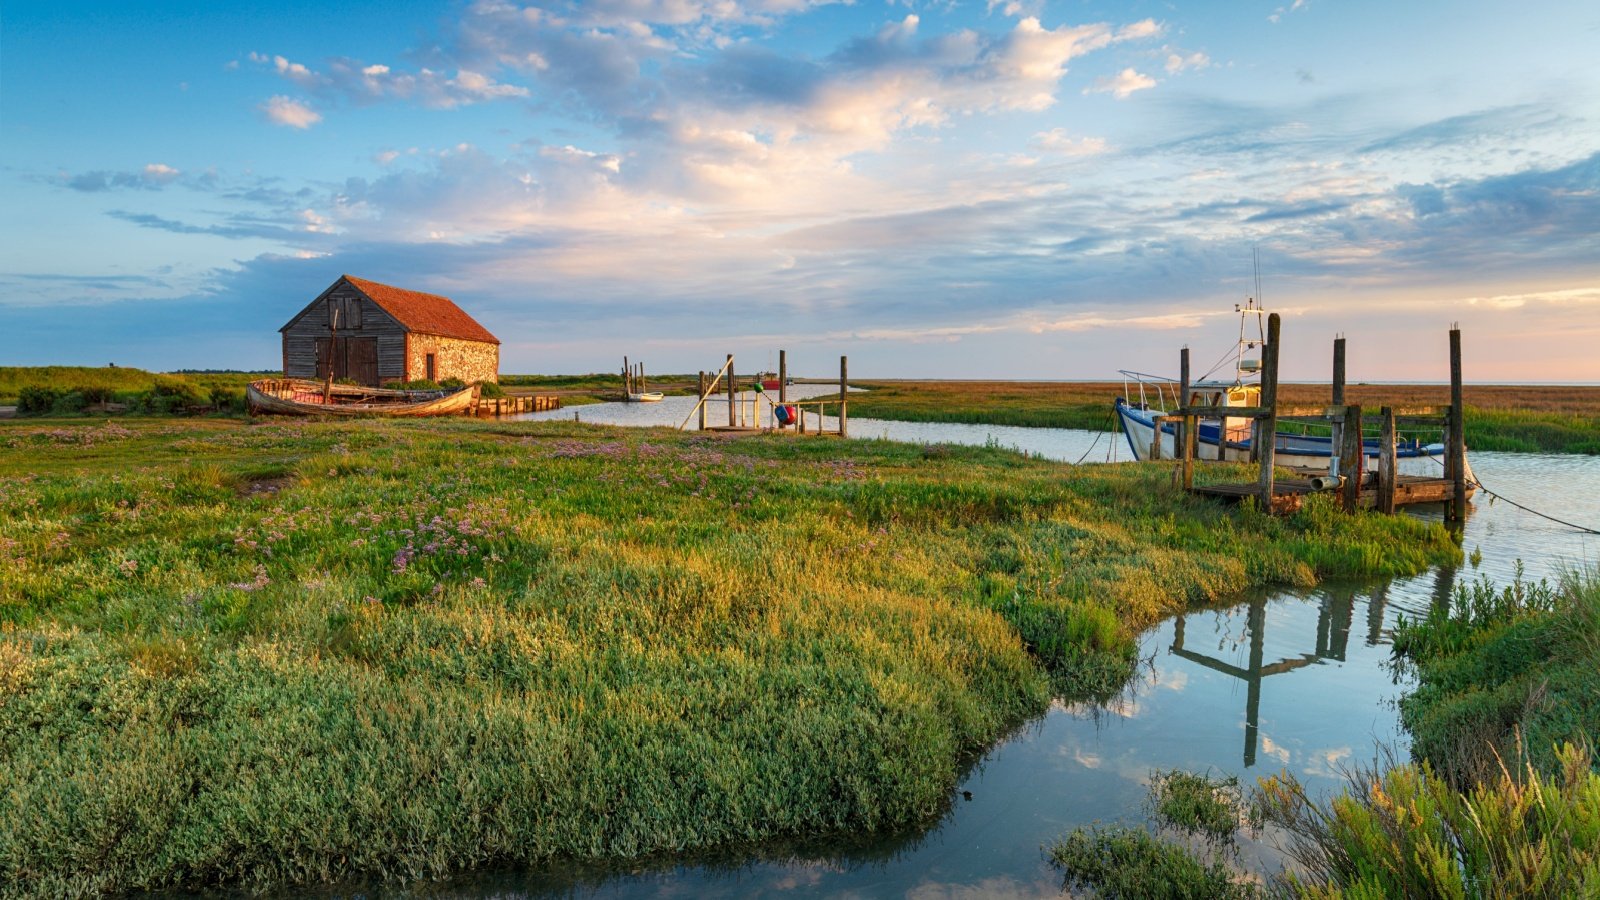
(279, 275, 500, 386)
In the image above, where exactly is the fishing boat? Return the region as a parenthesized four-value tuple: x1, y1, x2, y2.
(626, 391, 665, 402)
(247, 378, 479, 417)
(1114, 299, 1446, 472)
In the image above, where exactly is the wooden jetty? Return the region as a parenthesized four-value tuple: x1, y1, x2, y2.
(473, 393, 562, 416)
(1169, 316, 1470, 522)
(683, 350, 849, 437)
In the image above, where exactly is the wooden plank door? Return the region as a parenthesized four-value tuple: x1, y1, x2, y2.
(348, 338, 379, 386)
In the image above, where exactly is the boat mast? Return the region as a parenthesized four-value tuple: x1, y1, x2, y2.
(1231, 248, 1267, 388)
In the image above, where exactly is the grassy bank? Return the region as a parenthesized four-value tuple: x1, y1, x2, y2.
(847, 380, 1600, 454)
(1393, 568, 1600, 780)
(0, 418, 1457, 895)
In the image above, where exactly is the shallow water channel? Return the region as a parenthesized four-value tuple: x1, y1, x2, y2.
(410, 395, 1600, 898)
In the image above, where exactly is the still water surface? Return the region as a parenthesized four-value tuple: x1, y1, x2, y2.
(420, 394, 1600, 898)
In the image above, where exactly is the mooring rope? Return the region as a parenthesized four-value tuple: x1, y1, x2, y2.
(1073, 409, 1116, 465)
(1424, 453, 1600, 535)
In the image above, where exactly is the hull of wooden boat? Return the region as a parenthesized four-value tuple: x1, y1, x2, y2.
(247, 379, 479, 417)
(626, 392, 665, 402)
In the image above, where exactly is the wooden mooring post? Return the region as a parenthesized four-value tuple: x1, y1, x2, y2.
(839, 355, 849, 439)
(697, 371, 708, 430)
(1340, 404, 1363, 513)
(1177, 347, 1190, 465)
(1255, 314, 1281, 510)
(1446, 327, 1467, 524)
(726, 354, 736, 427)
(1377, 407, 1398, 514)
(778, 350, 788, 405)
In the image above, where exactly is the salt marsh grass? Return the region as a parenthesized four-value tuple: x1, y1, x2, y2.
(0, 418, 1457, 895)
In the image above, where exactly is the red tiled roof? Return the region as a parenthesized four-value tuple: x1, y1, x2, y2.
(342, 275, 500, 344)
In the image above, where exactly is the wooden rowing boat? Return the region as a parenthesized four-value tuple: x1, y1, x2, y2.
(247, 378, 479, 417)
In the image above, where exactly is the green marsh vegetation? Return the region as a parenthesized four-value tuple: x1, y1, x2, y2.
(0, 418, 1458, 895)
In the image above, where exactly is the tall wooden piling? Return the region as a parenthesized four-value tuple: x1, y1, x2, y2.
(778, 350, 788, 405)
(1447, 328, 1466, 524)
(1340, 404, 1363, 513)
(1255, 314, 1280, 509)
(1178, 347, 1190, 467)
(698, 371, 708, 430)
(1329, 336, 1347, 482)
(1378, 407, 1397, 514)
(839, 356, 849, 439)
(726, 354, 736, 427)
(1331, 337, 1346, 406)
(623, 356, 631, 394)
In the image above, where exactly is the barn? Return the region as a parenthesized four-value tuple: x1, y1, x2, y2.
(280, 275, 500, 386)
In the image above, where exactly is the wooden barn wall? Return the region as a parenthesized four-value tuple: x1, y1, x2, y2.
(281, 283, 407, 383)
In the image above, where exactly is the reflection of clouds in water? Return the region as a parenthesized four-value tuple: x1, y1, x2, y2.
(1258, 733, 1293, 767)
(1301, 746, 1354, 779)
(905, 874, 1062, 900)
(1154, 668, 1189, 693)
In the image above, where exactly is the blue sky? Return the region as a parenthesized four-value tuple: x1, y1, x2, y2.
(3, 0, 1598, 380)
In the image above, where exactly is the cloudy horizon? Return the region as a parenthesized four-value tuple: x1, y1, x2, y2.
(4, 0, 1598, 382)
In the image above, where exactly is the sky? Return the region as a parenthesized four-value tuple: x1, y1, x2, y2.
(3, 0, 1598, 381)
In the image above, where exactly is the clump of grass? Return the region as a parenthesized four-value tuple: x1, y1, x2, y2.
(1150, 771, 1247, 843)
(1048, 826, 1261, 899)
(1255, 743, 1600, 899)
(1392, 567, 1599, 780)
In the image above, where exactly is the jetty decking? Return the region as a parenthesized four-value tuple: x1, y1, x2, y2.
(1192, 473, 1465, 515)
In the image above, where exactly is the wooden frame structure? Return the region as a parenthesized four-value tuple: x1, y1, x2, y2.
(1173, 316, 1470, 523)
(681, 352, 849, 436)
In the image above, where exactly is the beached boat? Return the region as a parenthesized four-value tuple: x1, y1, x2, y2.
(1114, 301, 1447, 472)
(247, 378, 478, 417)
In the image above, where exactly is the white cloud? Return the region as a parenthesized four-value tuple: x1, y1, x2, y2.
(1085, 67, 1156, 99)
(142, 163, 181, 183)
(260, 95, 322, 129)
(253, 53, 529, 111)
(1269, 0, 1309, 23)
(1165, 51, 1210, 74)
(1116, 19, 1162, 40)
(1031, 128, 1108, 156)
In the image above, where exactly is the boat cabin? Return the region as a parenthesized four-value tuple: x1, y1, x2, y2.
(1188, 380, 1259, 444)
(279, 275, 501, 387)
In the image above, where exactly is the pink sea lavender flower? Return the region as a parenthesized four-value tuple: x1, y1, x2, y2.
(118, 559, 138, 575)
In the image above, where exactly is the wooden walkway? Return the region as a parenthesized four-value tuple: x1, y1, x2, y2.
(475, 394, 561, 416)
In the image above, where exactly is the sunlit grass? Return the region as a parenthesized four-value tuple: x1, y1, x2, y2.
(0, 418, 1458, 895)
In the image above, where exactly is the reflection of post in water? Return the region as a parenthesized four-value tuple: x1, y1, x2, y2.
(1170, 592, 1357, 768)
(1367, 582, 1389, 646)
(1431, 566, 1459, 615)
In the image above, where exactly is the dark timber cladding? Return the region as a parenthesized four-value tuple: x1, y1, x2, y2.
(279, 275, 501, 387)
